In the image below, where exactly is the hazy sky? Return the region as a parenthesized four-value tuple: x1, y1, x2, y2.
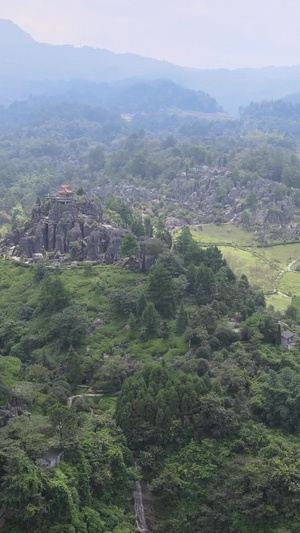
(1, 0, 300, 69)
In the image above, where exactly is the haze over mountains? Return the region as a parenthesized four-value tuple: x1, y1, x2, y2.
(2, 19, 300, 113)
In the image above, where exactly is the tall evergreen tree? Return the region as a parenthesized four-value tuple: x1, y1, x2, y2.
(187, 262, 196, 292)
(175, 227, 193, 256)
(144, 217, 154, 237)
(148, 263, 175, 317)
(276, 323, 282, 346)
(195, 265, 215, 304)
(176, 302, 188, 334)
(137, 292, 147, 316)
(142, 303, 160, 336)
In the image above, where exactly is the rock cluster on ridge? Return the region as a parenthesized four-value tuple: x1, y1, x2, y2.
(1, 194, 126, 263)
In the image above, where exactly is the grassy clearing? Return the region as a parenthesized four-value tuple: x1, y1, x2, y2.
(188, 225, 300, 303)
(190, 224, 255, 246)
(260, 244, 300, 269)
(219, 246, 278, 291)
(277, 272, 300, 297)
(266, 293, 292, 313)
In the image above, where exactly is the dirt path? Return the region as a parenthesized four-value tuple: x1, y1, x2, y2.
(67, 391, 121, 407)
(67, 393, 104, 407)
(287, 258, 300, 272)
(277, 291, 291, 298)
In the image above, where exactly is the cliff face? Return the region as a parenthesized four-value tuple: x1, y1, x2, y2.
(2, 196, 126, 263)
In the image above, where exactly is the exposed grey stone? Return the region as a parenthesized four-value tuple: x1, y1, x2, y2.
(87, 318, 106, 335)
(2, 196, 128, 265)
(32, 253, 44, 263)
(165, 217, 189, 229)
(20, 306, 32, 321)
(138, 254, 156, 273)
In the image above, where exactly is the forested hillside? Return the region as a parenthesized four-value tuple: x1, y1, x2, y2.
(240, 99, 300, 137)
(1, 224, 300, 532)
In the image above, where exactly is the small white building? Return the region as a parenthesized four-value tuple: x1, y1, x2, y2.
(281, 330, 296, 350)
(36, 449, 64, 468)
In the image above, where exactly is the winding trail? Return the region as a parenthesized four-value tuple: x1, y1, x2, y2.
(67, 391, 120, 407)
(277, 291, 291, 298)
(272, 258, 300, 298)
(67, 393, 104, 407)
(287, 258, 300, 272)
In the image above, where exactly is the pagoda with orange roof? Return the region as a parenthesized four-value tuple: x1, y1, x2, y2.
(58, 183, 73, 195)
(57, 183, 74, 203)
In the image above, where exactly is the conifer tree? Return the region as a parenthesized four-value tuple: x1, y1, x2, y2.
(142, 302, 160, 336)
(176, 301, 188, 334)
(137, 292, 147, 317)
(148, 263, 175, 317)
(186, 262, 196, 292)
(144, 217, 153, 237)
(175, 227, 193, 255)
(276, 323, 282, 346)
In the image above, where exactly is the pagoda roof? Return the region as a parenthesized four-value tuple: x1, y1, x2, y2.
(58, 183, 73, 194)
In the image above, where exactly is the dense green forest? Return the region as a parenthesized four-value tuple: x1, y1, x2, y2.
(240, 99, 300, 137)
(1, 225, 300, 532)
(2, 89, 300, 532)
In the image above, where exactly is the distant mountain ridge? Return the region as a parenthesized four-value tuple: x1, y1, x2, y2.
(2, 20, 300, 112)
(0, 79, 222, 119)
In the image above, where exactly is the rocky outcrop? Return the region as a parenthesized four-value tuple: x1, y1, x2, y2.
(0, 407, 31, 428)
(2, 196, 126, 263)
(86, 225, 126, 263)
(91, 167, 300, 241)
(92, 183, 155, 204)
(167, 169, 300, 241)
(0, 410, 11, 427)
(87, 317, 106, 335)
(165, 217, 189, 230)
(20, 306, 33, 321)
(138, 254, 156, 273)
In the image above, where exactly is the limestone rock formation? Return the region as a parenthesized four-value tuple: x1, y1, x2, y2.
(2, 194, 126, 264)
(93, 167, 300, 241)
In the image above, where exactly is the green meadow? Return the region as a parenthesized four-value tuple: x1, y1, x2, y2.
(260, 243, 300, 269)
(190, 224, 255, 246)
(218, 246, 278, 292)
(188, 224, 300, 311)
(277, 272, 300, 297)
(266, 293, 292, 313)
